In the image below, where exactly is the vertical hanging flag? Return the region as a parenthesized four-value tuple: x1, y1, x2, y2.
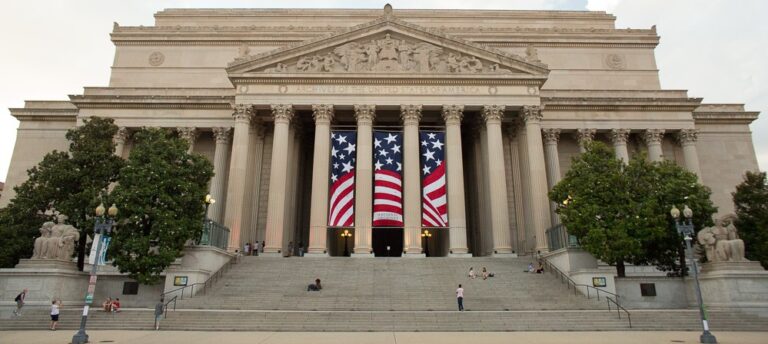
(420, 131, 448, 227)
(372, 131, 403, 227)
(328, 130, 357, 227)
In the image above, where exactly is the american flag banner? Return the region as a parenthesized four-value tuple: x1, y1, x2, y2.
(372, 131, 404, 227)
(328, 131, 357, 227)
(420, 131, 448, 227)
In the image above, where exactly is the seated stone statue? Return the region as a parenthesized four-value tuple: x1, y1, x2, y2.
(31, 221, 55, 259)
(697, 214, 746, 262)
(35, 214, 80, 261)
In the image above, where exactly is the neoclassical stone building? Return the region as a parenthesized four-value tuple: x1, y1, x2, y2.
(1, 6, 760, 258)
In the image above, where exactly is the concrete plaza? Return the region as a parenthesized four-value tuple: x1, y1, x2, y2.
(0, 331, 767, 344)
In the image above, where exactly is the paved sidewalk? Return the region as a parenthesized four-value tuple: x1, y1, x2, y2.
(0, 331, 766, 344)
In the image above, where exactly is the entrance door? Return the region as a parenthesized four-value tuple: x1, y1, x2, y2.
(372, 228, 403, 257)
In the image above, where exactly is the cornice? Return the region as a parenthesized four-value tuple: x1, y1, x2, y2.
(69, 95, 235, 110)
(9, 108, 78, 122)
(541, 96, 702, 112)
(693, 112, 760, 125)
(231, 75, 547, 86)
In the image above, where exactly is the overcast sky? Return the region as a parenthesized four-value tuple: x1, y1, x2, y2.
(0, 0, 765, 184)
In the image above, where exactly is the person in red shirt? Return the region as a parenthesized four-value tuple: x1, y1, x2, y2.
(111, 298, 121, 312)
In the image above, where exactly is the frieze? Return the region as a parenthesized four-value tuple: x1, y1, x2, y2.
(291, 84, 484, 95)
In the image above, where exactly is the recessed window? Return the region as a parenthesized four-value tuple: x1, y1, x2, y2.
(640, 283, 656, 297)
(122, 282, 139, 295)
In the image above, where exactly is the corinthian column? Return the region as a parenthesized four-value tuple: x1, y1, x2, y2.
(576, 128, 596, 153)
(542, 129, 562, 226)
(209, 127, 232, 223)
(507, 125, 527, 253)
(306, 105, 334, 256)
(353, 105, 375, 257)
(678, 129, 702, 177)
(263, 104, 294, 255)
(223, 105, 253, 251)
(401, 104, 424, 256)
(610, 129, 630, 163)
(522, 106, 552, 253)
(177, 127, 198, 153)
(113, 127, 128, 158)
(442, 105, 470, 257)
(644, 129, 665, 162)
(483, 105, 513, 255)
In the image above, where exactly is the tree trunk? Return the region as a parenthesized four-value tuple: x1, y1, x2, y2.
(616, 260, 626, 277)
(76, 232, 86, 271)
(678, 244, 687, 277)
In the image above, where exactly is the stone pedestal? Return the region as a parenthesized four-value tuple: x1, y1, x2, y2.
(688, 261, 768, 309)
(0, 259, 87, 307)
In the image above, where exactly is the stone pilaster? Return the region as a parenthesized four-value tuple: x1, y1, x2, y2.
(542, 128, 562, 226)
(353, 105, 375, 257)
(576, 128, 596, 153)
(678, 129, 702, 177)
(223, 105, 253, 251)
(522, 106, 552, 253)
(401, 104, 424, 256)
(177, 127, 198, 153)
(483, 105, 513, 255)
(307, 104, 334, 256)
(442, 105, 470, 257)
(610, 129, 631, 163)
(263, 104, 294, 255)
(643, 129, 665, 162)
(113, 127, 128, 158)
(209, 127, 232, 223)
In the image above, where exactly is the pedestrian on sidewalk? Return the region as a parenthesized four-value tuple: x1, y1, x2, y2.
(456, 284, 464, 311)
(13, 288, 27, 317)
(253, 241, 260, 256)
(244, 242, 251, 256)
(154, 298, 165, 330)
(49, 299, 60, 330)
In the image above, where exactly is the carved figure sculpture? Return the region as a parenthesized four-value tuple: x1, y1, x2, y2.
(31, 221, 55, 259)
(697, 214, 746, 262)
(525, 44, 540, 62)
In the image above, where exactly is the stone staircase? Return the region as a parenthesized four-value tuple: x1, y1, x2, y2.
(2, 256, 767, 332)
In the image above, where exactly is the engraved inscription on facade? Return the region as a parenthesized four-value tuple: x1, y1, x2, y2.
(290, 84, 483, 95)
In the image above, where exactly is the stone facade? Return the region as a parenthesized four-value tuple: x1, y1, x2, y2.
(0, 6, 760, 257)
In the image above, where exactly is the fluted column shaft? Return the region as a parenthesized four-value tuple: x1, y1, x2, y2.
(483, 105, 513, 254)
(644, 129, 665, 162)
(507, 126, 527, 254)
(523, 106, 552, 253)
(443, 105, 469, 256)
(611, 129, 630, 163)
(209, 127, 232, 223)
(353, 105, 375, 255)
(542, 129, 562, 226)
(401, 105, 423, 255)
(679, 129, 702, 177)
(307, 105, 334, 255)
(223, 106, 253, 250)
(113, 127, 128, 158)
(264, 104, 294, 255)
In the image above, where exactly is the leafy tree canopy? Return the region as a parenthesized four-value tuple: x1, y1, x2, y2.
(733, 171, 768, 268)
(109, 128, 213, 284)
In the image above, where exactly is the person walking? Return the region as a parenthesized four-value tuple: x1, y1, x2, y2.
(456, 284, 464, 311)
(261, 241, 265, 253)
(298, 242, 304, 257)
(49, 299, 61, 330)
(244, 242, 251, 256)
(154, 298, 165, 330)
(287, 241, 294, 257)
(253, 241, 260, 256)
(13, 289, 28, 317)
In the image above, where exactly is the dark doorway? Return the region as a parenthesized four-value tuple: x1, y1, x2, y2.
(372, 228, 403, 257)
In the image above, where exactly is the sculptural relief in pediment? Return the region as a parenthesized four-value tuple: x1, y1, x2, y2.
(261, 33, 515, 74)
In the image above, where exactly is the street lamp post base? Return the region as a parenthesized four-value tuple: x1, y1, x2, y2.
(72, 331, 89, 344)
(700, 332, 717, 343)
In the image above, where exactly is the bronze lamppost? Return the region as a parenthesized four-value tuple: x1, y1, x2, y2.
(341, 229, 353, 256)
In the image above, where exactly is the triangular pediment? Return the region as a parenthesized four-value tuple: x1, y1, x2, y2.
(227, 14, 549, 77)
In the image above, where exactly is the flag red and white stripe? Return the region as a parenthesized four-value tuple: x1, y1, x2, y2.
(328, 131, 356, 227)
(372, 131, 403, 227)
(420, 131, 448, 227)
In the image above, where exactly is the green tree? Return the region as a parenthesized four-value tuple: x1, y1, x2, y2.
(733, 171, 768, 268)
(0, 118, 122, 269)
(109, 128, 213, 284)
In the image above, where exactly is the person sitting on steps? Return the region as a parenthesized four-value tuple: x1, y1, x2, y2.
(307, 278, 322, 291)
(468, 267, 476, 279)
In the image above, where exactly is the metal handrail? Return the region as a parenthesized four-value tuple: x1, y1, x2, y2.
(540, 258, 632, 328)
(160, 256, 235, 301)
(163, 295, 177, 319)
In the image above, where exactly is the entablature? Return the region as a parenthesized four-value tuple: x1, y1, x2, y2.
(9, 101, 78, 122)
(70, 87, 234, 110)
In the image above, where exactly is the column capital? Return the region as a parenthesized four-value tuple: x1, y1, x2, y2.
(610, 128, 630, 145)
(113, 127, 129, 145)
(270, 104, 294, 124)
(521, 105, 543, 123)
(233, 104, 254, 123)
(177, 127, 198, 142)
(482, 105, 505, 123)
(643, 129, 665, 144)
(542, 128, 561, 145)
(312, 104, 335, 124)
(354, 104, 376, 124)
(212, 127, 232, 144)
(441, 104, 465, 124)
(400, 104, 422, 125)
(677, 129, 699, 145)
(575, 128, 597, 147)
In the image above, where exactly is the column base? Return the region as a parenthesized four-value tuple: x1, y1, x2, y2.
(303, 252, 329, 258)
(351, 253, 375, 258)
(403, 253, 426, 258)
(448, 253, 473, 258)
(492, 252, 519, 258)
(260, 252, 283, 257)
